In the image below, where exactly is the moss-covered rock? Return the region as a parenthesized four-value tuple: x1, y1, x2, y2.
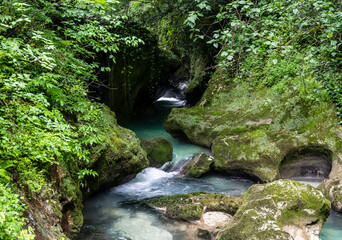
(164, 70, 342, 185)
(145, 180, 330, 240)
(145, 192, 241, 221)
(140, 137, 173, 168)
(84, 106, 149, 196)
(216, 180, 331, 240)
(181, 153, 214, 178)
(21, 161, 83, 240)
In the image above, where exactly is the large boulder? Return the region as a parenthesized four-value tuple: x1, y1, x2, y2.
(140, 137, 173, 168)
(216, 180, 331, 240)
(318, 163, 342, 212)
(84, 107, 149, 196)
(164, 71, 342, 184)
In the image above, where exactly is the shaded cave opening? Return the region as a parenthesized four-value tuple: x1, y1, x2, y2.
(279, 146, 332, 185)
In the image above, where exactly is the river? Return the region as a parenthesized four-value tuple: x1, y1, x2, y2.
(78, 107, 342, 239)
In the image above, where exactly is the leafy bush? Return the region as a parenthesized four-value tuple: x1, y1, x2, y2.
(184, 0, 341, 121)
(0, 183, 34, 240)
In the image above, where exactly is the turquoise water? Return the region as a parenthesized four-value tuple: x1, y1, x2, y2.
(321, 210, 342, 240)
(78, 110, 254, 239)
(78, 109, 342, 239)
(123, 110, 211, 166)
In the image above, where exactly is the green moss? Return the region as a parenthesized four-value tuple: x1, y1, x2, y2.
(182, 153, 213, 178)
(140, 138, 173, 167)
(164, 77, 342, 183)
(85, 107, 149, 196)
(217, 180, 331, 240)
(145, 192, 241, 221)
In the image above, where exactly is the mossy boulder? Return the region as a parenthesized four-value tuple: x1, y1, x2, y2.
(164, 70, 342, 184)
(145, 192, 241, 221)
(216, 180, 331, 240)
(84, 106, 149, 196)
(181, 153, 214, 178)
(140, 137, 173, 168)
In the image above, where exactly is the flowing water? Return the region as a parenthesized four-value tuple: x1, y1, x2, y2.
(78, 103, 342, 239)
(77, 109, 254, 240)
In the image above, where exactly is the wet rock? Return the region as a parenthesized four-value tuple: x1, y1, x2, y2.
(181, 153, 213, 178)
(197, 228, 212, 240)
(140, 137, 173, 168)
(144, 192, 241, 221)
(84, 106, 149, 196)
(319, 161, 342, 212)
(216, 180, 331, 240)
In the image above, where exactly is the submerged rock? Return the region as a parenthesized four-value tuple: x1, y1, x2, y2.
(181, 153, 214, 178)
(216, 180, 330, 240)
(140, 137, 173, 168)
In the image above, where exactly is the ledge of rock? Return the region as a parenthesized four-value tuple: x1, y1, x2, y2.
(145, 180, 330, 240)
(145, 192, 241, 221)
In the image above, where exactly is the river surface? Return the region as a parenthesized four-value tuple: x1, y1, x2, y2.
(78, 109, 342, 240)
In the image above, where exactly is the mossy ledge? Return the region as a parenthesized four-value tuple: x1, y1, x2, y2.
(144, 192, 241, 221)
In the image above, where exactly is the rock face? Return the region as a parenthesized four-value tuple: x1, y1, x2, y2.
(216, 180, 330, 240)
(164, 70, 342, 185)
(140, 138, 173, 168)
(145, 180, 330, 240)
(181, 153, 214, 178)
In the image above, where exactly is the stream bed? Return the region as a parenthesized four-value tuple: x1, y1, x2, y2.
(78, 109, 342, 240)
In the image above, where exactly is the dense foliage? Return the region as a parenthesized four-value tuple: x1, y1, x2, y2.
(123, 0, 341, 120)
(183, 0, 342, 119)
(0, 0, 143, 238)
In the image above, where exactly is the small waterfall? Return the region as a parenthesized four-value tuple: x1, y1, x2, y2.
(154, 87, 186, 108)
(154, 77, 190, 108)
(161, 155, 193, 173)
